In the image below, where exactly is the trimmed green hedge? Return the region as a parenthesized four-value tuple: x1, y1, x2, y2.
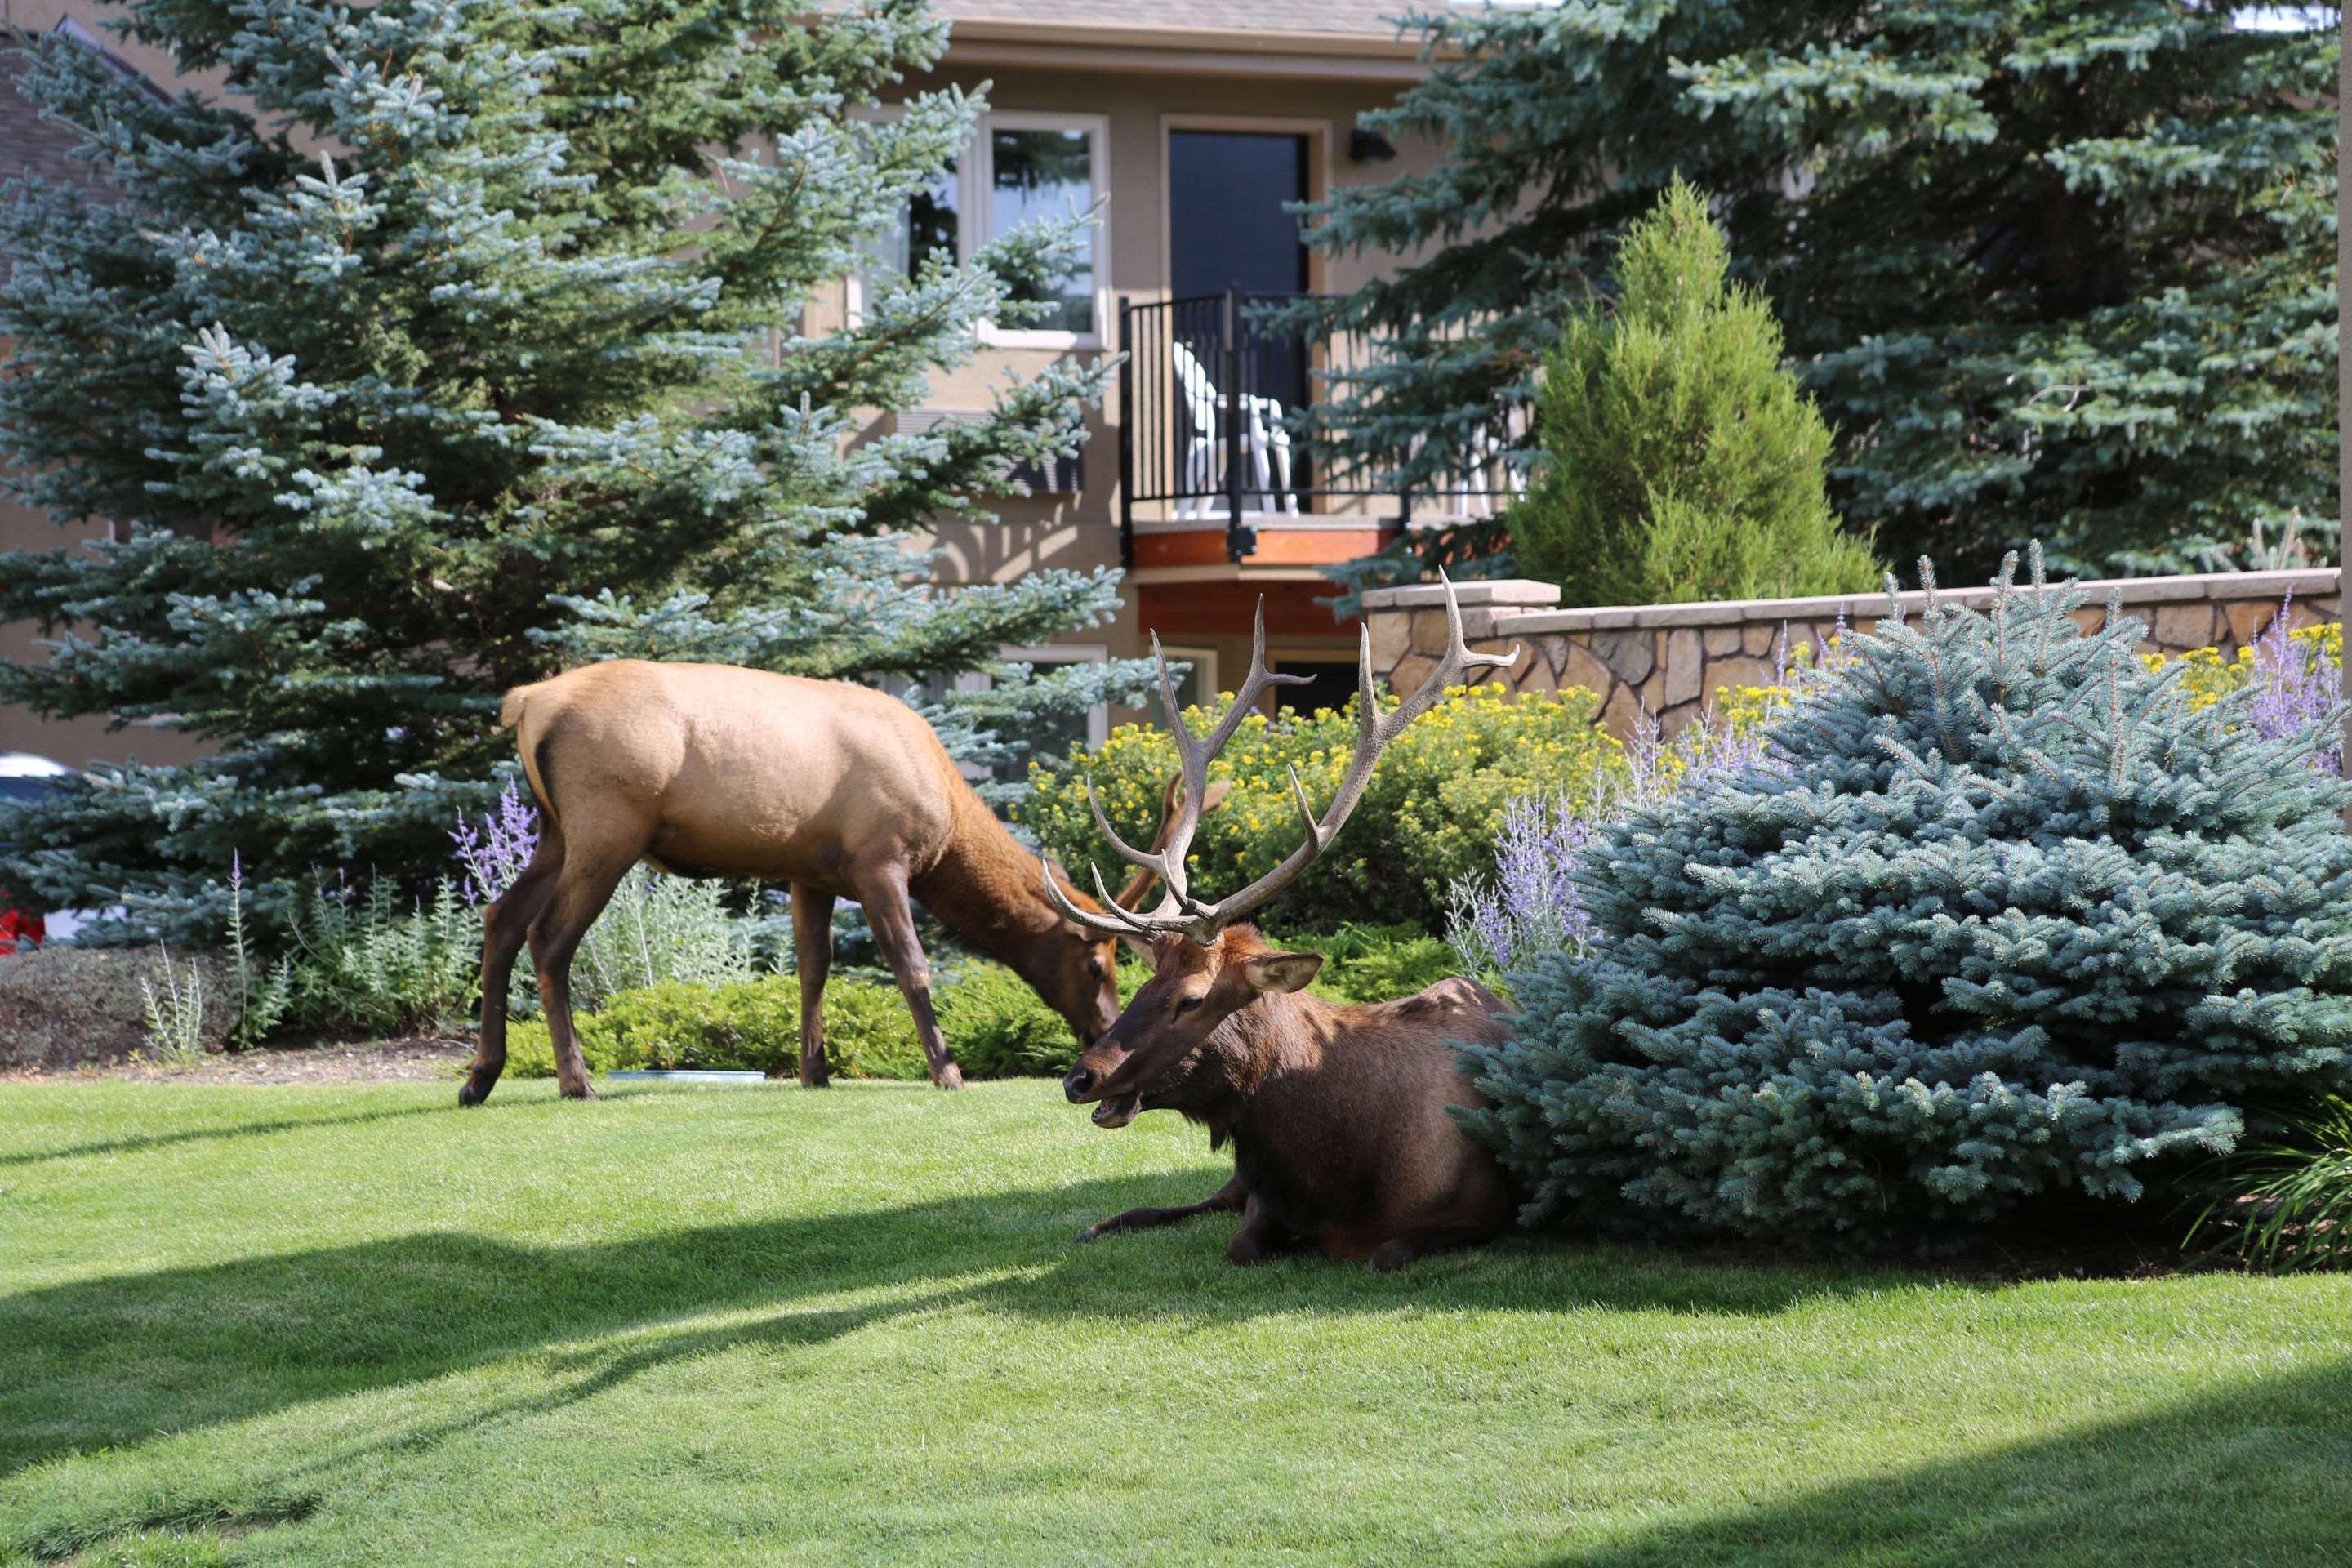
(503, 924, 1464, 1082)
(505, 974, 926, 1080)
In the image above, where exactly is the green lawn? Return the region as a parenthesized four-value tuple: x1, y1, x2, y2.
(2, 1080, 2347, 1567)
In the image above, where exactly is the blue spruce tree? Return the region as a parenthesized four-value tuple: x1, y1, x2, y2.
(0, 0, 1149, 939)
(1460, 549, 2352, 1245)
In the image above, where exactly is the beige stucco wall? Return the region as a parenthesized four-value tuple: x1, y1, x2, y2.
(866, 63, 1449, 709)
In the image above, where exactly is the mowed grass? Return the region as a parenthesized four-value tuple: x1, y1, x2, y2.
(2, 1081, 2348, 1567)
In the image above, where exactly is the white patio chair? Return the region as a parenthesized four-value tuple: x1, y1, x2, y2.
(1170, 340, 1298, 518)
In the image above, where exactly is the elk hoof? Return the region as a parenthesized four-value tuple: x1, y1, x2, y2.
(1073, 1226, 1099, 1245)
(798, 1069, 831, 1089)
(457, 1078, 492, 1108)
(1368, 1240, 1416, 1272)
(934, 1062, 965, 1091)
(559, 1081, 599, 1102)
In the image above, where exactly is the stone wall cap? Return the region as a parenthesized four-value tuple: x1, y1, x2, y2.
(1359, 579, 1563, 610)
(1413, 566, 2341, 636)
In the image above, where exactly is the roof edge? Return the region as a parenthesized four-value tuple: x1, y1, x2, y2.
(945, 16, 1432, 60)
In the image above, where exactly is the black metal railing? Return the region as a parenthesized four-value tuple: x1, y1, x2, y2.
(1116, 287, 1523, 567)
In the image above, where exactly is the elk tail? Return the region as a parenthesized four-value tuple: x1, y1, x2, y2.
(500, 681, 562, 831)
(497, 683, 535, 732)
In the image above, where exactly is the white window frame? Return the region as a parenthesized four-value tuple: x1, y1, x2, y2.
(845, 109, 1111, 351)
(973, 111, 1111, 352)
(1154, 644, 1219, 717)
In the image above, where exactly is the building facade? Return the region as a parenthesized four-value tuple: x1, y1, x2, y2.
(2, 0, 1470, 768)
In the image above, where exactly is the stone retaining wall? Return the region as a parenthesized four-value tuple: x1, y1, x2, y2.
(1361, 568, 2342, 739)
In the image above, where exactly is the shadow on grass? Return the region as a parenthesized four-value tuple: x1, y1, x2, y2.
(1535, 1354, 2352, 1567)
(3, 1156, 1927, 1481)
(0, 1100, 453, 1169)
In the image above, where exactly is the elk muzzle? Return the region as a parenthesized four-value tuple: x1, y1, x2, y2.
(1062, 1043, 1142, 1128)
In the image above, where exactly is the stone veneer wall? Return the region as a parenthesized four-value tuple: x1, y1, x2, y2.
(1361, 568, 2343, 740)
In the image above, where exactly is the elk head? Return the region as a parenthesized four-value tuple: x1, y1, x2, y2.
(1046, 574, 1512, 1125)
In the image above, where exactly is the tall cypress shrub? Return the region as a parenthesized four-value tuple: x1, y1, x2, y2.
(1512, 181, 1880, 607)
(1459, 550, 2352, 1245)
(0, 0, 1151, 940)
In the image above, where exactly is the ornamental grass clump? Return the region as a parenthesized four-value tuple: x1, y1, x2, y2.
(1459, 548, 2352, 1246)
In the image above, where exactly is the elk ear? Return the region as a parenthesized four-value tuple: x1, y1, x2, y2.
(1241, 950, 1323, 995)
(1118, 933, 1156, 963)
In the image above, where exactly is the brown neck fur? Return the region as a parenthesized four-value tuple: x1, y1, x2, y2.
(911, 784, 1097, 1004)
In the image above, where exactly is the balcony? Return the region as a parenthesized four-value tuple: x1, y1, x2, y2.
(1115, 289, 1523, 577)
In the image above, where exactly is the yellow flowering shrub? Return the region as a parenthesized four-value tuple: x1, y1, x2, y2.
(1711, 635, 1838, 736)
(2141, 623, 2341, 710)
(1018, 683, 1624, 932)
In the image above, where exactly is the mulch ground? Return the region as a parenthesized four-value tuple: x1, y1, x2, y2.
(2, 1035, 474, 1086)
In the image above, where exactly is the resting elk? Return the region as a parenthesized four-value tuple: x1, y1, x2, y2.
(458, 662, 1220, 1107)
(1047, 577, 1522, 1272)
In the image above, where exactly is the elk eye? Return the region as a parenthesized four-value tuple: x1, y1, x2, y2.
(1174, 996, 1204, 1016)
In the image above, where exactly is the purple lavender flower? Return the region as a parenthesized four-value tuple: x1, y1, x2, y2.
(450, 783, 541, 906)
(1449, 708, 1776, 977)
(2244, 594, 2343, 775)
(1449, 793, 1601, 976)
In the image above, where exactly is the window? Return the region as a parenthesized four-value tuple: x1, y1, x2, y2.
(981, 117, 1102, 340)
(995, 644, 1110, 773)
(1153, 646, 1219, 719)
(857, 154, 959, 303)
(852, 110, 1109, 350)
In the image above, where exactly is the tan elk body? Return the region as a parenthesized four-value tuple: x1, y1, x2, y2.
(458, 661, 1180, 1106)
(1054, 578, 1522, 1270)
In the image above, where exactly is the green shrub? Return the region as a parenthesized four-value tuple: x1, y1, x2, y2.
(1512, 180, 1880, 607)
(1461, 551, 2352, 1246)
(0, 947, 236, 1069)
(278, 879, 479, 1037)
(935, 962, 1084, 1078)
(1283, 922, 1464, 1004)
(567, 868, 756, 1012)
(506, 974, 928, 1081)
(1020, 684, 1623, 933)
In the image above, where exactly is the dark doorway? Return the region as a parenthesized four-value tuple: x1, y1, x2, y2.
(1273, 661, 1358, 719)
(1168, 131, 1310, 299)
(1168, 131, 1312, 480)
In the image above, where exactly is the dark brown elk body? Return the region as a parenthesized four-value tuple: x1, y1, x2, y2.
(1063, 927, 1512, 1270)
(457, 662, 1213, 1107)
(1047, 577, 1520, 1270)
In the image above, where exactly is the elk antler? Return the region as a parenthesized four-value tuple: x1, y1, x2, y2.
(1045, 573, 1517, 945)
(1111, 774, 1232, 911)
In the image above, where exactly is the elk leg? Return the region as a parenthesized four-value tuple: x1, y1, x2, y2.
(1365, 1221, 1501, 1274)
(851, 863, 964, 1089)
(1076, 1173, 1245, 1245)
(459, 822, 567, 1108)
(527, 846, 637, 1101)
(790, 883, 835, 1089)
(1224, 1192, 1303, 1267)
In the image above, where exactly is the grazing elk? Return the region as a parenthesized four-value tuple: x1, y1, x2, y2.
(1046, 577, 1521, 1272)
(458, 663, 1218, 1107)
